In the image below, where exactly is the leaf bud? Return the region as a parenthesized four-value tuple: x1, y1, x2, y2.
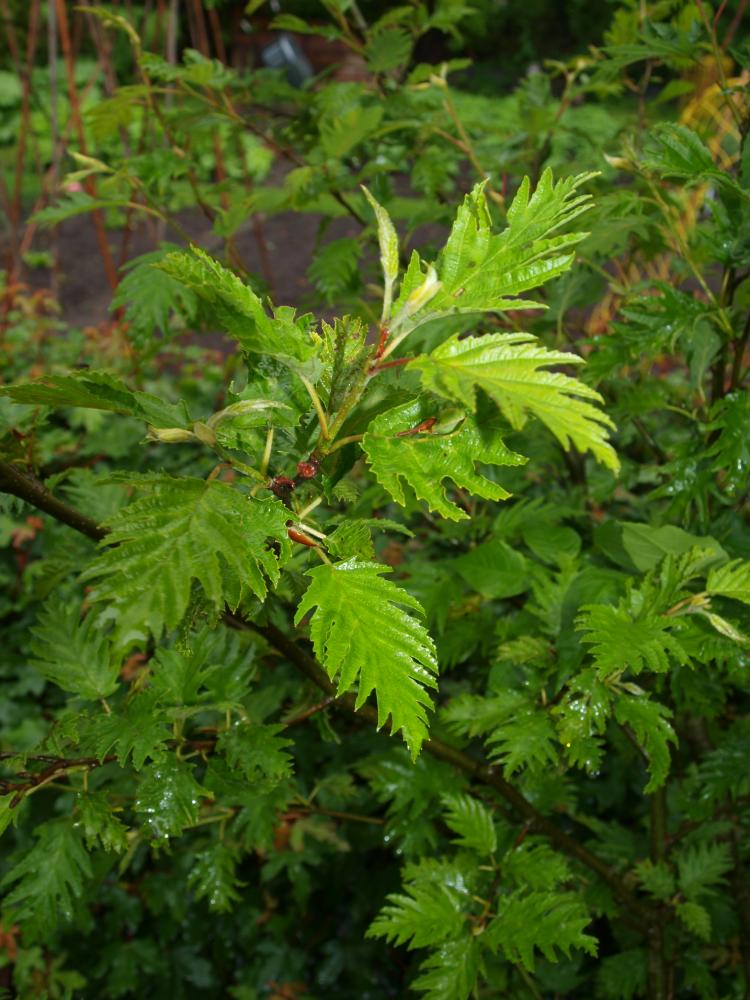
(147, 426, 196, 444)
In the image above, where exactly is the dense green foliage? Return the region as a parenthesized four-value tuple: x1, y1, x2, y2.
(1, 2, 750, 998)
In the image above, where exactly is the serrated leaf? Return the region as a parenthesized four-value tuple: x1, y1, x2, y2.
(707, 391, 750, 498)
(393, 171, 595, 329)
(410, 332, 618, 470)
(135, 756, 211, 841)
(410, 937, 480, 1000)
(675, 900, 711, 941)
(158, 248, 319, 374)
(614, 696, 676, 792)
(76, 792, 129, 853)
(368, 879, 467, 948)
(111, 244, 199, 347)
(441, 793, 497, 854)
(363, 397, 526, 521)
(486, 889, 596, 971)
(577, 603, 689, 677)
(365, 27, 413, 73)
(82, 475, 291, 640)
(707, 559, 750, 606)
(676, 841, 731, 900)
(307, 237, 361, 304)
(87, 694, 170, 769)
(486, 710, 558, 776)
(362, 187, 399, 321)
(217, 722, 292, 781)
(597, 950, 648, 1000)
(0, 370, 191, 429)
(32, 191, 130, 226)
(188, 842, 244, 913)
(295, 559, 438, 757)
(30, 597, 120, 700)
(2, 820, 92, 938)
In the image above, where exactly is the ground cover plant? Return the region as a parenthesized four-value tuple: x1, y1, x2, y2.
(0, 1, 750, 997)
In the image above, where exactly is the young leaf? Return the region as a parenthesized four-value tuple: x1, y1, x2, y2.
(86, 693, 170, 769)
(30, 598, 120, 701)
(82, 475, 291, 639)
(110, 244, 199, 347)
(188, 842, 244, 913)
(0, 370, 191, 429)
(577, 603, 689, 677)
(2, 820, 92, 938)
(410, 937, 480, 1000)
(614, 696, 676, 792)
(295, 559, 438, 757)
(413, 171, 595, 318)
(706, 559, 750, 606)
(216, 723, 293, 782)
(363, 397, 526, 521)
(77, 793, 129, 853)
(135, 755, 212, 842)
(441, 793, 497, 854)
(485, 889, 596, 971)
(368, 877, 467, 948)
(410, 332, 619, 470)
(362, 186, 399, 321)
(158, 247, 319, 374)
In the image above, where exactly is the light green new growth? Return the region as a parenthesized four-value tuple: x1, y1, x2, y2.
(295, 559, 438, 757)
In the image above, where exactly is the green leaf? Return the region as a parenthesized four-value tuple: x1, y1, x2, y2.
(597, 950, 648, 1000)
(486, 889, 596, 971)
(319, 103, 383, 159)
(135, 755, 211, 842)
(642, 123, 715, 178)
(486, 709, 558, 776)
(577, 603, 689, 677)
(614, 696, 676, 792)
(295, 559, 438, 757)
(87, 694, 170, 769)
(110, 244, 199, 347)
(363, 398, 526, 521)
(2, 820, 92, 938)
(676, 841, 731, 900)
(368, 872, 467, 948)
(453, 538, 529, 599)
(362, 187, 399, 321)
(365, 27, 413, 73)
(441, 793, 497, 854)
(216, 723, 292, 782)
(0, 370, 191, 429)
(419, 171, 596, 317)
(410, 937, 480, 1000)
(30, 598, 120, 700)
(307, 237, 361, 304)
(32, 192, 130, 226)
(188, 842, 244, 913)
(411, 332, 618, 470)
(77, 792, 129, 853)
(634, 859, 676, 902)
(675, 900, 711, 942)
(707, 391, 750, 499)
(641, 123, 747, 198)
(82, 475, 291, 640)
(707, 559, 750, 606)
(614, 521, 726, 573)
(158, 248, 319, 374)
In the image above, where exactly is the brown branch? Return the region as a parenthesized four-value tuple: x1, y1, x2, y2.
(0, 460, 105, 542)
